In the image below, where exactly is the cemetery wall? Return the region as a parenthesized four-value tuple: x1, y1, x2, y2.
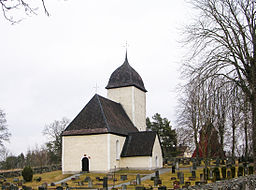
(188, 174, 256, 190)
(0, 165, 61, 178)
(107, 86, 146, 131)
(62, 134, 108, 174)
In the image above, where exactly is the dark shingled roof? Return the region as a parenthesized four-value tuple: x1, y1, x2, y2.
(105, 53, 147, 92)
(121, 131, 157, 157)
(62, 94, 138, 136)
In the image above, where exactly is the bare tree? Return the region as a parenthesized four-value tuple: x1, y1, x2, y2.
(183, 0, 256, 168)
(42, 117, 69, 164)
(0, 109, 11, 147)
(0, 0, 49, 24)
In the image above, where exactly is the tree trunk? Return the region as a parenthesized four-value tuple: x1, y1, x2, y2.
(231, 109, 236, 159)
(243, 102, 249, 160)
(252, 97, 256, 173)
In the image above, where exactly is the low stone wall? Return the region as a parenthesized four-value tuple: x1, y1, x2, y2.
(185, 174, 256, 190)
(0, 165, 61, 178)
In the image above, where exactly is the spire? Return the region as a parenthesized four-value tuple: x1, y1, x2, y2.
(125, 49, 128, 63)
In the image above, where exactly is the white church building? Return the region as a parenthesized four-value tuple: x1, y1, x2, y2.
(62, 53, 163, 173)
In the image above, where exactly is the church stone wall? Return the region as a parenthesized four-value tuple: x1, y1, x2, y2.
(62, 134, 109, 174)
(107, 86, 146, 131)
(151, 135, 163, 169)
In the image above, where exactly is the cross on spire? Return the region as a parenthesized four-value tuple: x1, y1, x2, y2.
(122, 41, 129, 62)
(93, 83, 99, 93)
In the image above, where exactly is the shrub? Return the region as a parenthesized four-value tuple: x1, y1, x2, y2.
(221, 167, 226, 179)
(22, 166, 33, 182)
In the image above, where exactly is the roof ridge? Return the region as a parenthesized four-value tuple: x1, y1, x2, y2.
(96, 94, 111, 133)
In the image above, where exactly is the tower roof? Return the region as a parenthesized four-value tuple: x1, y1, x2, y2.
(106, 53, 147, 92)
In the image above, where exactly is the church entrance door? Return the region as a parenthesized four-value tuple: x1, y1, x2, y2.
(82, 157, 89, 172)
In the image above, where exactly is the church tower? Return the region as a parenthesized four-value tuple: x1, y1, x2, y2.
(106, 52, 147, 131)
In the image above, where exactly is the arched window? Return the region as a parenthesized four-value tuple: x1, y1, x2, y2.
(116, 140, 120, 160)
(155, 156, 158, 168)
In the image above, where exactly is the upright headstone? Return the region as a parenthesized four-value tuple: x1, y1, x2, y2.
(155, 171, 159, 179)
(192, 170, 196, 178)
(192, 162, 197, 170)
(216, 158, 220, 167)
(176, 161, 179, 170)
(200, 174, 204, 181)
(179, 172, 184, 185)
(121, 184, 127, 190)
(136, 174, 141, 185)
(88, 178, 93, 188)
(171, 165, 175, 174)
(103, 177, 108, 190)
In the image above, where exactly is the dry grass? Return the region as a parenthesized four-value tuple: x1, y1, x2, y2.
(6, 170, 72, 189)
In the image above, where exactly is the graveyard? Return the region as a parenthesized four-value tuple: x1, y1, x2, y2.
(1, 157, 256, 189)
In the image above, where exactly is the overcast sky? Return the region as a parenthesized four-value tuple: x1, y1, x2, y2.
(0, 0, 193, 155)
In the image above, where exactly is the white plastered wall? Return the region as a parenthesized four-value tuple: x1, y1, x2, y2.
(151, 135, 163, 168)
(119, 156, 151, 169)
(62, 134, 109, 174)
(107, 86, 146, 131)
(108, 134, 126, 170)
(119, 135, 163, 170)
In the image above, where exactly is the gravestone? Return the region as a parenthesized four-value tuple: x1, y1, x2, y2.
(192, 162, 197, 170)
(38, 186, 46, 190)
(227, 171, 231, 179)
(209, 169, 213, 180)
(177, 172, 181, 179)
(216, 158, 220, 167)
(158, 186, 166, 190)
(136, 174, 141, 185)
(176, 162, 179, 170)
(13, 178, 19, 183)
(179, 172, 184, 185)
(244, 167, 249, 175)
(56, 187, 63, 190)
(84, 176, 90, 182)
(200, 174, 204, 181)
(88, 178, 93, 188)
(185, 182, 191, 187)
(103, 177, 108, 190)
(61, 182, 68, 188)
(171, 165, 175, 174)
(192, 170, 196, 178)
(120, 175, 127, 181)
(121, 184, 127, 190)
(155, 170, 159, 179)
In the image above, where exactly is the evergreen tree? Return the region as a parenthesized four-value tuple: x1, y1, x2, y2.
(146, 113, 177, 158)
